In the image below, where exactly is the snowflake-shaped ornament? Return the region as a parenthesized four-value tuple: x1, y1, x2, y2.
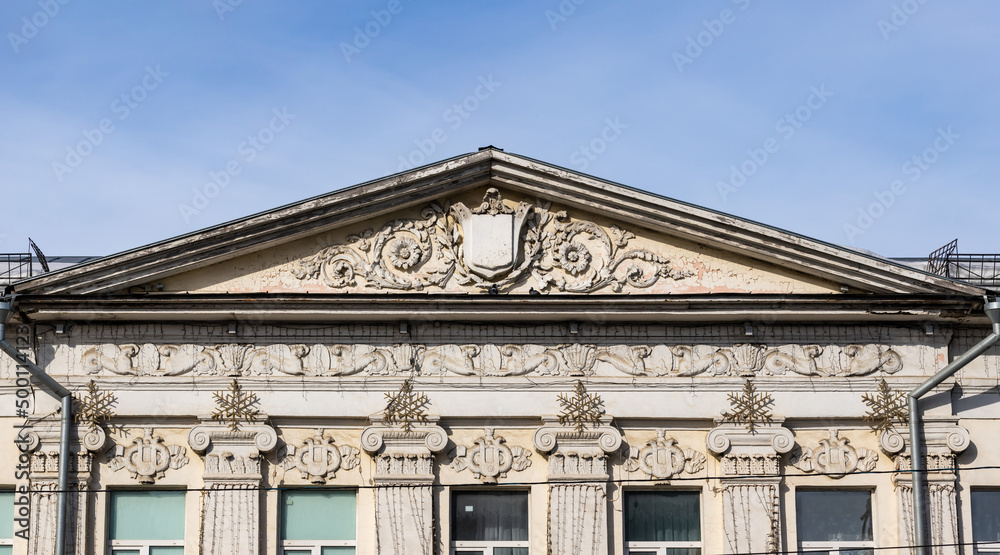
(558, 380, 605, 432)
(211, 379, 261, 432)
(383, 379, 430, 432)
(722, 379, 774, 434)
(74, 380, 117, 432)
(862, 379, 908, 436)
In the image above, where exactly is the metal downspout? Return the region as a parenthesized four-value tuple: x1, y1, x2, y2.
(0, 300, 72, 555)
(909, 299, 1000, 555)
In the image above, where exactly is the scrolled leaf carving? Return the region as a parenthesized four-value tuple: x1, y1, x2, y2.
(287, 189, 691, 294)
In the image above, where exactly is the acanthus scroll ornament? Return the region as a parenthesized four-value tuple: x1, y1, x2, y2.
(289, 188, 692, 293)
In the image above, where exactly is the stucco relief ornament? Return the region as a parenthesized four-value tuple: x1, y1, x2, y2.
(280, 429, 360, 484)
(107, 428, 189, 484)
(788, 429, 877, 479)
(450, 428, 531, 483)
(623, 430, 706, 480)
(451, 188, 535, 281)
(289, 188, 691, 293)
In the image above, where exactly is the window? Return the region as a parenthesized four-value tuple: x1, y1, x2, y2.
(973, 490, 1000, 554)
(0, 491, 13, 555)
(281, 490, 356, 555)
(108, 490, 185, 555)
(625, 491, 701, 555)
(796, 490, 873, 555)
(451, 491, 528, 555)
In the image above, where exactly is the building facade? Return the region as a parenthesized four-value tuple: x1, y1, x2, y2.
(1, 148, 999, 555)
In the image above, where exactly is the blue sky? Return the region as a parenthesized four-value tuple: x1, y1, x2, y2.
(1, 1, 998, 258)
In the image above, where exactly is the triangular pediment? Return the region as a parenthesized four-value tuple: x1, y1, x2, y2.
(12, 148, 982, 297)
(153, 186, 844, 296)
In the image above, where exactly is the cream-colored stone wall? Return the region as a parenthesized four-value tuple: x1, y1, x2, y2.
(2, 318, 997, 555)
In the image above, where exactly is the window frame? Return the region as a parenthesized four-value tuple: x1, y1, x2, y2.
(623, 488, 703, 555)
(106, 490, 186, 555)
(279, 488, 358, 555)
(795, 488, 875, 555)
(448, 489, 530, 555)
(972, 489, 1000, 555)
(0, 489, 13, 552)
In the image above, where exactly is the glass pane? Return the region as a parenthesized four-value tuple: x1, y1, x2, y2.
(0, 492, 12, 540)
(454, 552, 483, 555)
(495, 549, 529, 555)
(842, 550, 874, 555)
(150, 548, 185, 555)
(667, 550, 701, 555)
(974, 491, 1000, 542)
(282, 490, 356, 541)
(111, 551, 141, 555)
(625, 491, 701, 542)
(321, 548, 356, 555)
(0, 546, 12, 555)
(109, 491, 186, 541)
(796, 490, 873, 542)
(452, 491, 529, 542)
(283, 551, 312, 555)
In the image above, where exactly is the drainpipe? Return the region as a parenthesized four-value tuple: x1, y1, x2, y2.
(909, 298, 1000, 555)
(0, 299, 72, 555)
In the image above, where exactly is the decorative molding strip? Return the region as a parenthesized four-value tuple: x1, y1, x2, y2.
(623, 430, 706, 480)
(76, 341, 905, 378)
(107, 428, 189, 484)
(788, 429, 877, 478)
(450, 428, 531, 483)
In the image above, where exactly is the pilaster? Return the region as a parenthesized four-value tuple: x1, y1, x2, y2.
(22, 419, 106, 555)
(361, 416, 447, 555)
(707, 420, 794, 555)
(187, 421, 278, 555)
(881, 417, 970, 555)
(533, 416, 622, 555)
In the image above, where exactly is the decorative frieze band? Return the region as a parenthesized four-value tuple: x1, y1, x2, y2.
(76, 341, 905, 378)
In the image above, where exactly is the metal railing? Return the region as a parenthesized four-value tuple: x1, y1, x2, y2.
(0, 253, 32, 286)
(926, 240, 1000, 288)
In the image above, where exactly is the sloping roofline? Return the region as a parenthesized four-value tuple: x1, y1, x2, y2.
(9, 147, 985, 296)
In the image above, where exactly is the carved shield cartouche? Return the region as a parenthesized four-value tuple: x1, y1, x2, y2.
(451, 188, 533, 281)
